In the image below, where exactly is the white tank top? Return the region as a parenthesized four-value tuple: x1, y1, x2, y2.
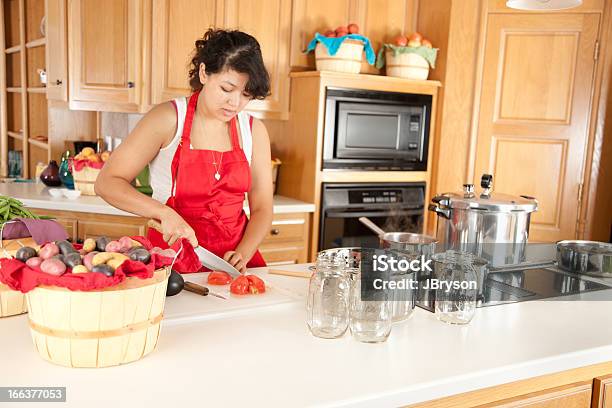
(149, 97, 253, 203)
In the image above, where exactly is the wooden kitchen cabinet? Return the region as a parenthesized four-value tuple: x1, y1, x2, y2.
(68, 0, 145, 112)
(258, 212, 309, 265)
(45, 0, 68, 101)
(150, 0, 220, 104)
(475, 382, 592, 407)
(593, 375, 612, 408)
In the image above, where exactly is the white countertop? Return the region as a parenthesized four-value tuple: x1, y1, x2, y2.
(0, 182, 315, 216)
(2, 264, 612, 407)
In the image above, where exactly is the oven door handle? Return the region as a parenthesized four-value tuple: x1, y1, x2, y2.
(325, 209, 423, 218)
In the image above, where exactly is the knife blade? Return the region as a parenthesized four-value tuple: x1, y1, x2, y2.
(147, 219, 242, 278)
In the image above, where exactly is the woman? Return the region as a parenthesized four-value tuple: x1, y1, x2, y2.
(95, 29, 273, 272)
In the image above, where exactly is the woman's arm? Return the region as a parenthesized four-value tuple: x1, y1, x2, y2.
(94, 102, 198, 247)
(224, 118, 273, 271)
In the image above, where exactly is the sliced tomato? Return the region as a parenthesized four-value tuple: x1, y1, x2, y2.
(230, 275, 251, 295)
(246, 275, 266, 294)
(229, 274, 266, 295)
(207, 271, 232, 285)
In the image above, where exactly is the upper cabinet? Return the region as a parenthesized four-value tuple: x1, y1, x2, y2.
(150, 0, 220, 104)
(221, 0, 291, 119)
(46, 0, 68, 101)
(68, 0, 144, 112)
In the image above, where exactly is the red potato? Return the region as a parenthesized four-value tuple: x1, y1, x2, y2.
(347, 23, 359, 34)
(38, 243, 60, 260)
(40, 258, 67, 276)
(83, 251, 98, 271)
(118, 236, 133, 252)
(105, 240, 122, 253)
(393, 35, 408, 47)
(25, 256, 43, 269)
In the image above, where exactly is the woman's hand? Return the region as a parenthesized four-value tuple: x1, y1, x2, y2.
(223, 251, 247, 273)
(159, 207, 198, 247)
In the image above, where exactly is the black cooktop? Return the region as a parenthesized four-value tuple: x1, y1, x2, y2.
(480, 267, 611, 307)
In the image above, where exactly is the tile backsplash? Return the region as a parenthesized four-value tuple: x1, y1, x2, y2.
(100, 112, 144, 150)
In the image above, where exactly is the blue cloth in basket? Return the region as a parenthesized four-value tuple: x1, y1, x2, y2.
(306, 33, 376, 66)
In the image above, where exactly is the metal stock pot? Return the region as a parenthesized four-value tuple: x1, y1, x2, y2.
(428, 174, 538, 267)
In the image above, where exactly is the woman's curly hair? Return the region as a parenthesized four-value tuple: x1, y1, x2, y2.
(188, 28, 271, 100)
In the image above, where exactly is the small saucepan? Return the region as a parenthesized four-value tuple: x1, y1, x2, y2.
(358, 217, 438, 254)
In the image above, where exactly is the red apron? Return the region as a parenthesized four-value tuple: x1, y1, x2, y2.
(147, 91, 266, 270)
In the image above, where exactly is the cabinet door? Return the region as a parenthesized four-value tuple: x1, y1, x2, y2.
(352, 0, 417, 74)
(473, 14, 599, 242)
(259, 213, 309, 265)
(290, 0, 353, 70)
(150, 0, 220, 104)
(45, 0, 68, 101)
(593, 375, 612, 408)
(68, 0, 143, 112)
(222, 0, 291, 119)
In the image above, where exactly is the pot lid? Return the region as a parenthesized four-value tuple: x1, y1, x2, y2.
(432, 174, 538, 213)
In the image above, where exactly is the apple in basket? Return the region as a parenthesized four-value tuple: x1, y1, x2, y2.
(407, 32, 423, 47)
(393, 35, 408, 47)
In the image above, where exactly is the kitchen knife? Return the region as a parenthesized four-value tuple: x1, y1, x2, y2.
(147, 219, 242, 278)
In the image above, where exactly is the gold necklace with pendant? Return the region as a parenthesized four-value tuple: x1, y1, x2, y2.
(211, 151, 224, 181)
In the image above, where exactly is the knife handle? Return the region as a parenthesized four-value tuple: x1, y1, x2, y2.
(184, 282, 209, 296)
(147, 219, 163, 233)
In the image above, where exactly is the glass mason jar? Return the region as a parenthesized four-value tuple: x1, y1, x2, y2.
(306, 256, 351, 339)
(349, 277, 392, 343)
(433, 250, 479, 325)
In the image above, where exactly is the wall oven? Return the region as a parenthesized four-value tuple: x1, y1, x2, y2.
(319, 183, 426, 250)
(323, 88, 432, 171)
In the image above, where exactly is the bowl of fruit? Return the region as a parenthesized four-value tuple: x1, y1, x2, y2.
(375, 32, 438, 80)
(71, 147, 111, 196)
(306, 23, 376, 74)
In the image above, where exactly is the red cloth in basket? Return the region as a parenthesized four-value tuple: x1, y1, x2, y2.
(0, 237, 199, 293)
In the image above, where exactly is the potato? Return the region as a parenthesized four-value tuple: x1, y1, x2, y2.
(83, 251, 98, 270)
(92, 252, 128, 267)
(118, 236, 133, 252)
(65, 253, 83, 268)
(130, 239, 142, 248)
(52, 254, 66, 264)
(107, 258, 127, 270)
(40, 258, 67, 276)
(16, 247, 37, 262)
(95, 237, 110, 252)
(128, 247, 151, 264)
(83, 238, 96, 253)
(39, 243, 60, 260)
(56, 240, 77, 256)
(105, 240, 123, 253)
(72, 265, 89, 274)
(91, 264, 114, 277)
(25, 256, 43, 269)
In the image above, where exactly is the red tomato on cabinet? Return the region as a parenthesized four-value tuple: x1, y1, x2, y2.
(207, 271, 232, 285)
(230, 275, 266, 295)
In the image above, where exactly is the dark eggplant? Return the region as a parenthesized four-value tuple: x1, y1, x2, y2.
(64, 252, 83, 268)
(166, 270, 184, 296)
(56, 240, 78, 256)
(128, 247, 151, 264)
(15, 246, 37, 262)
(95, 236, 110, 252)
(91, 264, 115, 277)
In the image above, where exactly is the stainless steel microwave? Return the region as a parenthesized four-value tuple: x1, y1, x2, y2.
(322, 87, 432, 171)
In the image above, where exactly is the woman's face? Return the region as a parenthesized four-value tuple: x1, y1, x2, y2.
(199, 64, 253, 121)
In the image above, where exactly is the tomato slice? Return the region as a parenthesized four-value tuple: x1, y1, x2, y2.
(229, 274, 266, 295)
(230, 275, 251, 295)
(246, 275, 266, 294)
(207, 271, 232, 285)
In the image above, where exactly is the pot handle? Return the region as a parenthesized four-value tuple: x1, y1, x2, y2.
(428, 203, 451, 219)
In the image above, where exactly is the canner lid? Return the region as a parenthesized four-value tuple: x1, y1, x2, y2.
(433, 174, 538, 213)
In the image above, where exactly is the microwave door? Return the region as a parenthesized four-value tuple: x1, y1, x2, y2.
(336, 109, 404, 159)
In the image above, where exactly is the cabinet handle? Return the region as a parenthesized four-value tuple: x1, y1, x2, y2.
(55, 79, 62, 85)
(271, 228, 280, 236)
(127, 81, 135, 88)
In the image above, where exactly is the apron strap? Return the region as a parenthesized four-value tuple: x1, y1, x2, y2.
(170, 91, 200, 199)
(229, 117, 241, 150)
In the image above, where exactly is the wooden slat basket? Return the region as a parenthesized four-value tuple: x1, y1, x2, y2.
(315, 40, 364, 74)
(385, 51, 430, 80)
(25, 267, 170, 368)
(72, 166, 101, 196)
(0, 283, 27, 317)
